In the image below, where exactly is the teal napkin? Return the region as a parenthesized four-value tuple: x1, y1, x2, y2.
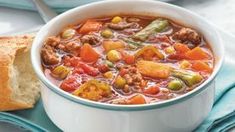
(0, 112, 47, 132)
(194, 59, 235, 132)
(194, 32, 235, 132)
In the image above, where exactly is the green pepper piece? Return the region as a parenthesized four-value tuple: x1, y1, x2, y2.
(172, 69, 203, 87)
(133, 18, 169, 41)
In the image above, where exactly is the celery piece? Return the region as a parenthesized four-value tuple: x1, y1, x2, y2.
(172, 69, 203, 87)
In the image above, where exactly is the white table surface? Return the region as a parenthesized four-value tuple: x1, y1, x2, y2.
(172, 0, 235, 35)
(0, 0, 235, 131)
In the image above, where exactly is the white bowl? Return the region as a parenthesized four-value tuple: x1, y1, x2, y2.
(31, 0, 224, 132)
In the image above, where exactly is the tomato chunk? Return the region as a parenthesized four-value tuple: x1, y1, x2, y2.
(143, 86, 160, 95)
(80, 63, 99, 76)
(120, 51, 135, 64)
(174, 43, 190, 53)
(80, 43, 100, 63)
(60, 75, 81, 92)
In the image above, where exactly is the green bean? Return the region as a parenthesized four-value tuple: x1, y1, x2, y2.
(133, 18, 169, 41)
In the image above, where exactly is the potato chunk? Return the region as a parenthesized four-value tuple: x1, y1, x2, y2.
(137, 60, 171, 79)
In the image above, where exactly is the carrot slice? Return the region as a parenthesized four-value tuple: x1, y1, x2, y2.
(80, 43, 99, 62)
(79, 20, 102, 34)
(174, 43, 190, 53)
(185, 47, 210, 60)
(128, 94, 146, 104)
(191, 61, 212, 73)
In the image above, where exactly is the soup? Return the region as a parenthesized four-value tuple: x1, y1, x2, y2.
(41, 15, 214, 105)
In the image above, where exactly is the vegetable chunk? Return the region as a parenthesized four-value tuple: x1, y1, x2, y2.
(168, 79, 184, 91)
(79, 20, 102, 34)
(51, 65, 70, 79)
(191, 61, 212, 73)
(174, 43, 190, 53)
(128, 94, 146, 104)
(133, 18, 169, 41)
(172, 69, 203, 87)
(135, 45, 164, 60)
(137, 60, 171, 79)
(80, 43, 100, 62)
(185, 47, 209, 60)
(102, 40, 125, 52)
(73, 80, 111, 101)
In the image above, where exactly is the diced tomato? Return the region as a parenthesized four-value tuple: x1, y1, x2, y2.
(80, 43, 100, 63)
(63, 57, 81, 67)
(119, 68, 128, 76)
(79, 63, 99, 76)
(72, 67, 84, 74)
(124, 54, 135, 64)
(143, 86, 160, 95)
(168, 53, 186, 60)
(60, 75, 81, 92)
(79, 20, 102, 34)
(119, 50, 135, 64)
(174, 43, 190, 53)
(128, 94, 146, 104)
(97, 64, 110, 73)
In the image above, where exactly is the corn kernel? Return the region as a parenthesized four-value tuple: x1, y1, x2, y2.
(111, 16, 122, 24)
(107, 50, 121, 62)
(101, 29, 113, 38)
(165, 46, 175, 54)
(103, 71, 113, 79)
(114, 76, 126, 89)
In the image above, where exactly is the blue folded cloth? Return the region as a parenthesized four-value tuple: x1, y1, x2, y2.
(0, 1, 235, 131)
(194, 59, 235, 132)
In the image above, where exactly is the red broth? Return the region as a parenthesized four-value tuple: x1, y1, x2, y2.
(41, 15, 214, 105)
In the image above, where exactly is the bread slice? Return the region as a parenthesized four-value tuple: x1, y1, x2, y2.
(0, 35, 40, 111)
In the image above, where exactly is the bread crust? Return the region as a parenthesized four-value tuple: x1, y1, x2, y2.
(0, 35, 37, 111)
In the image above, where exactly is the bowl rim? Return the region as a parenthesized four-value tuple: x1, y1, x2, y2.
(31, 0, 224, 111)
